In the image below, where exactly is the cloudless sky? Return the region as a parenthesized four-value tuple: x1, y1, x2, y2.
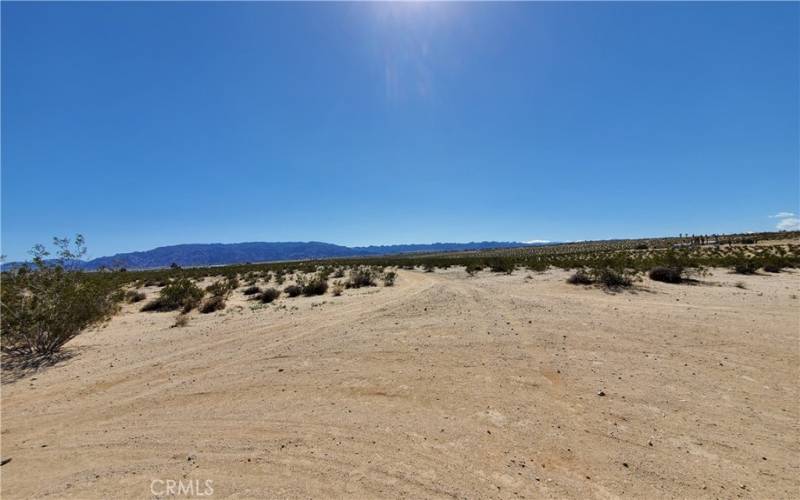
(2, 2, 798, 261)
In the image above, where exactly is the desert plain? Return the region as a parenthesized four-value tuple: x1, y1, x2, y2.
(1, 266, 798, 498)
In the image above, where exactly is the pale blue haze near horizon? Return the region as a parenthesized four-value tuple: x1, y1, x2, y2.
(2, 2, 798, 261)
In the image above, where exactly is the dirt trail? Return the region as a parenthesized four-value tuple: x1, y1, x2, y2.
(2, 268, 798, 498)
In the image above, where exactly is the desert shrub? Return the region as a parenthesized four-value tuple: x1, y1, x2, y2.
(125, 290, 147, 303)
(423, 263, 435, 273)
(346, 266, 376, 288)
(302, 275, 328, 296)
(762, 257, 790, 273)
(259, 287, 281, 303)
(0, 235, 121, 357)
(488, 259, 515, 274)
(242, 285, 262, 296)
(205, 276, 237, 298)
(383, 271, 397, 286)
(199, 295, 226, 314)
(465, 263, 484, 276)
(331, 281, 344, 296)
(648, 266, 683, 284)
(567, 270, 593, 285)
(142, 278, 204, 313)
(332, 267, 345, 278)
(284, 284, 302, 297)
(593, 268, 633, 288)
(733, 262, 758, 275)
(275, 271, 286, 285)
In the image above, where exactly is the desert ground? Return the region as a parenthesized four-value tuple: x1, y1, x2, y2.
(1, 267, 798, 498)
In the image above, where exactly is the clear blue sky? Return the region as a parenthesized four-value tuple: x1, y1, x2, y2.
(2, 2, 798, 261)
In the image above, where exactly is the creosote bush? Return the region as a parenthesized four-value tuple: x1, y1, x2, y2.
(284, 284, 302, 297)
(567, 270, 593, 285)
(259, 287, 281, 303)
(301, 275, 328, 296)
(346, 266, 376, 288)
(733, 262, 758, 275)
(0, 235, 121, 357)
(648, 266, 683, 284)
(141, 278, 204, 313)
(594, 268, 633, 288)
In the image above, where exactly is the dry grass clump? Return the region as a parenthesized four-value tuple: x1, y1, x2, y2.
(172, 314, 189, 328)
(199, 295, 226, 313)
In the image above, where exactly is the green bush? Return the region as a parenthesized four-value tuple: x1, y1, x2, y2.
(593, 268, 633, 288)
(488, 259, 515, 274)
(0, 235, 121, 356)
(142, 278, 204, 313)
(465, 263, 484, 276)
(383, 271, 397, 286)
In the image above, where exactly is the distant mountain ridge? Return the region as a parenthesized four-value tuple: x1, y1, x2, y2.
(2, 240, 546, 271)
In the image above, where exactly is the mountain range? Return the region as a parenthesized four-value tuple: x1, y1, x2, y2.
(3, 241, 548, 271)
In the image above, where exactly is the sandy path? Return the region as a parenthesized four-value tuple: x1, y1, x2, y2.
(1, 268, 798, 498)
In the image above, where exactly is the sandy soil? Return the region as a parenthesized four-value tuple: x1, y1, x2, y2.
(1, 268, 798, 499)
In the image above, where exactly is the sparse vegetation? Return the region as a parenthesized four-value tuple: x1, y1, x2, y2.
(125, 290, 147, 303)
(346, 266, 376, 288)
(259, 287, 281, 303)
(284, 284, 302, 297)
(199, 295, 226, 313)
(242, 285, 262, 296)
(383, 271, 397, 286)
(172, 314, 189, 328)
(648, 266, 683, 284)
(567, 270, 593, 285)
(0, 236, 121, 357)
(141, 278, 204, 313)
(300, 274, 328, 296)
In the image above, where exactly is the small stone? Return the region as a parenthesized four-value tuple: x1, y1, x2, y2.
(597, 391, 606, 397)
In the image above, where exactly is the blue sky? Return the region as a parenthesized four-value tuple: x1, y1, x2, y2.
(2, 2, 798, 261)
